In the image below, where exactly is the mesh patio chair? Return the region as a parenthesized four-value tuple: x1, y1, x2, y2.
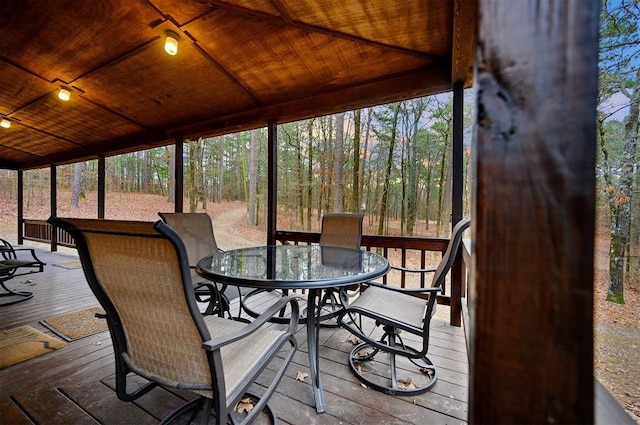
(0, 238, 46, 305)
(337, 219, 470, 396)
(316, 213, 363, 325)
(319, 213, 363, 249)
(50, 217, 299, 425)
(158, 212, 247, 318)
(237, 213, 364, 326)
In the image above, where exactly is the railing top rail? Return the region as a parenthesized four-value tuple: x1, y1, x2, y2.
(275, 230, 450, 252)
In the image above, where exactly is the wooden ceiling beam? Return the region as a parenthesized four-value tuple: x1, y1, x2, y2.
(452, 0, 477, 86)
(170, 65, 451, 140)
(17, 66, 449, 170)
(0, 158, 19, 169)
(205, 1, 442, 61)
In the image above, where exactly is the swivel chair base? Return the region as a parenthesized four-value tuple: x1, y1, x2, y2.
(0, 280, 34, 306)
(347, 337, 437, 396)
(160, 392, 277, 425)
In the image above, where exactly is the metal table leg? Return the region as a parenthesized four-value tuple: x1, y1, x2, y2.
(307, 288, 325, 413)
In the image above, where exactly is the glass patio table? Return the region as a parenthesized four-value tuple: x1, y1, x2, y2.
(196, 244, 389, 413)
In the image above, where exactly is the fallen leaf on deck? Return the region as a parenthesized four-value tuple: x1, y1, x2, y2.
(348, 337, 360, 345)
(419, 367, 435, 378)
(296, 371, 309, 382)
(398, 377, 417, 390)
(234, 397, 254, 414)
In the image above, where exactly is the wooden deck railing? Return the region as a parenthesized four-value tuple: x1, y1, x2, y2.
(22, 219, 469, 326)
(23, 219, 75, 248)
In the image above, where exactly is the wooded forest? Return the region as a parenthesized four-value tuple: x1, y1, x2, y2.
(1, 93, 474, 239)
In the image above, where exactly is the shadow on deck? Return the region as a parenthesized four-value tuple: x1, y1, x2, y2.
(0, 244, 468, 425)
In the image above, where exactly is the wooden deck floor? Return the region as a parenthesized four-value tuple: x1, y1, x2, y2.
(0, 246, 468, 425)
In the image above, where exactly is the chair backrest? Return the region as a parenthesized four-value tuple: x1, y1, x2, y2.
(430, 219, 471, 289)
(418, 218, 470, 346)
(158, 212, 219, 267)
(51, 217, 213, 390)
(319, 213, 363, 249)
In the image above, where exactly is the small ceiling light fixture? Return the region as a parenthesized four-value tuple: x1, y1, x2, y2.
(164, 30, 180, 56)
(0, 118, 11, 129)
(58, 88, 71, 101)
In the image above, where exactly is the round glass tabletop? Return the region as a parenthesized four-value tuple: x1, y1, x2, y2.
(196, 245, 389, 289)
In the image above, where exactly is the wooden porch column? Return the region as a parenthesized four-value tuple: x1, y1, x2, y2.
(267, 120, 277, 245)
(450, 81, 464, 326)
(470, 1, 599, 423)
(17, 170, 23, 244)
(175, 139, 184, 213)
(98, 155, 105, 219)
(50, 165, 57, 252)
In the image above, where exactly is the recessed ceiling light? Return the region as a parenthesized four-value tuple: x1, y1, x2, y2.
(0, 118, 11, 129)
(58, 88, 71, 101)
(164, 31, 179, 56)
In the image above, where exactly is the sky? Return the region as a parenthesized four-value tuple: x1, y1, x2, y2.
(601, 91, 631, 121)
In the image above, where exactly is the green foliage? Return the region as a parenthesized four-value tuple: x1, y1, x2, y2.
(606, 292, 626, 304)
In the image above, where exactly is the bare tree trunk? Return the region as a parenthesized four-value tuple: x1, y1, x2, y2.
(142, 150, 150, 193)
(436, 141, 449, 236)
(167, 146, 175, 202)
(217, 139, 223, 204)
(400, 123, 406, 235)
(352, 109, 361, 212)
(406, 99, 427, 235)
(248, 129, 258, 225)
(334, 112, 345, 212)
(188, 142, 198, 213)
(201, 142, 208, 210)
(71, 162, 83, 208)
(294, 123, 305, 223)
(377, 104, 400, 235)
(603, 69, 639, 303)
(306, 119, 314, 231)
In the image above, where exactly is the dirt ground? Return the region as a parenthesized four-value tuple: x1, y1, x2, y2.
(1, 193, 638, 421)
(594, 227, 640, 422)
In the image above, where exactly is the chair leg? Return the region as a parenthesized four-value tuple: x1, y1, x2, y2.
(198, 397, 213, 425)
(0, 278, 34, 306)
(158, 397, 207, 425)
(196, 282, 231, 318)
(347, 328, 438, 396)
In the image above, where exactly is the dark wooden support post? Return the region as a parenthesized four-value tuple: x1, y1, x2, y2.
(98, 156, 105, 219)
(17, 170, 24, 244)
(450, 81, 464, 326)
(175, 139, 184, 213)
(470, 1, 599, 423)
(50, 165, 57, 252)
(267, 120, 277, 245)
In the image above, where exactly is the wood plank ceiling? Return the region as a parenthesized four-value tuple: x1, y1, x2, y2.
(0, 0, 476, 170)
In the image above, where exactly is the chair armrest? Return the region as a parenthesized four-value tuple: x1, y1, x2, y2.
(11, 248, 46, 266)
(361, 280, 441, 295)
(202, 296, 299, 351)
(389, 265, 435, 274)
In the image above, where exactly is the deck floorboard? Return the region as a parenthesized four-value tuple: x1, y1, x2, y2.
(0, 245, 468, 424)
